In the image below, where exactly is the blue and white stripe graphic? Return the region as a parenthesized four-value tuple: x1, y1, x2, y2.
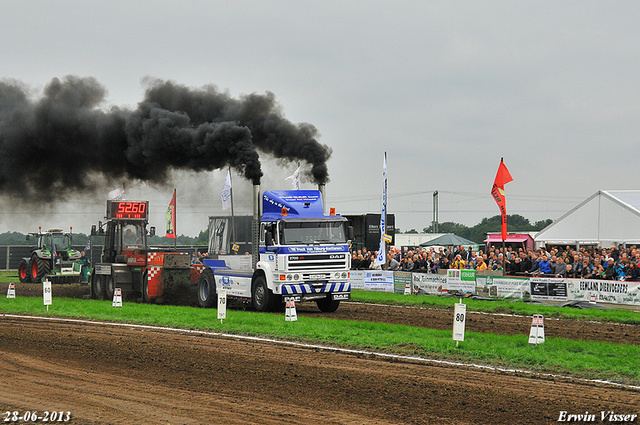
(281, 282, 351, 295)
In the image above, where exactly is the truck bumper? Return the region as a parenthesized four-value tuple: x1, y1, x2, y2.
(280, 282, 350, 296)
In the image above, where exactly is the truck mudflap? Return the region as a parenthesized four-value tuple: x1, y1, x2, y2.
(280, 282, 350, 295)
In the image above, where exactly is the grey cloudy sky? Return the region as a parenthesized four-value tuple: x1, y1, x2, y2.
(1, 1, 639, 238)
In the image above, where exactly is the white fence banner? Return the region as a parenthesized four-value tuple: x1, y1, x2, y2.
(476, 276, 530, 299)
(412, 273, 447, 295)
(364, 270, 394, 292)
(350, 270, 366, 290)
(567, 279, 640, 306)
(445, 269, 476, 294)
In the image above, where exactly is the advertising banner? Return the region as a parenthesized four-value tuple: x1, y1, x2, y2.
(364, 270, 394, 292)
(477, 276, 530, 299)
(530, 277, 568, 301)
(446, 269, 476, 293)
(412, 273, 447, 295)
(566, 279, 640, 306)
(393, 271, 413, 294)
(350, 270, 366, 290)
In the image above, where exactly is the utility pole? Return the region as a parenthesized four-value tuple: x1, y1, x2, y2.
(432, 191, 439, 233)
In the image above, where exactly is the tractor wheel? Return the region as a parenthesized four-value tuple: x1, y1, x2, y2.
(252, 275, 275, 312)
(142, 272, 149, 303)
(91, 272, 106, 300)
(31, 254, 51, 283)
(105, 275, 115, 301)
(19, 259, 32, 283)
(316, 297, 340, 313)
(197, 268, 216, 308)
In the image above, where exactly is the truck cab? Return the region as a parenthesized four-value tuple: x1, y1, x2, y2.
(196, 190, 352, 312)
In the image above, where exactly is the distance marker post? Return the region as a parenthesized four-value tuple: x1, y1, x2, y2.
(285, 297, 298, 322)
(217, 289, 227, 323)
(43, 280, 52, 311)
(112, 288, 123, 307)
(528, 314, 545, 345)
(6, 282, 16, 299)
(452, 298, 466, 347)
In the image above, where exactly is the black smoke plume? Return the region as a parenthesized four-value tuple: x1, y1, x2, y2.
(0, 76, 332, 201)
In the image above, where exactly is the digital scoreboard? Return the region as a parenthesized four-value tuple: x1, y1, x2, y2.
(106, 200, 149, 220)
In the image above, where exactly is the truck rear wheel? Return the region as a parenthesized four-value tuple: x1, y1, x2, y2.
(197, 268, 216, 308)
(316, 297, 340, 313)
(31, 254, 51, 283)
(105, 275, 115, 301)
(252, 276, 274, 312)
(91, 273, 106, 300)
(19, 259, 32, 283)
(142, 272, 149, 302)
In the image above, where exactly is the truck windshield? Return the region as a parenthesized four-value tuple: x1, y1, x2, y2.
(280, 220, 346, 245)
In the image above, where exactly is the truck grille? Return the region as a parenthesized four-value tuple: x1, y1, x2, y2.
(287, 253, 347, 271)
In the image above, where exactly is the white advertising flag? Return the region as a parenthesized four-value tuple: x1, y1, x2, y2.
(285, 165, 301, 190)
(221, 170, 232, 210)
(373, 154, 387, 267)
(108, 184, 125, 200)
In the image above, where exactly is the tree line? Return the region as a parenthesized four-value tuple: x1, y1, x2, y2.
(399, 214, 553, 244)
(0, 230, 209, 247)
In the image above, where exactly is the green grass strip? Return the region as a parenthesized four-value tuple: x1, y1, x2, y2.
(1, 296, 639, 385)
(351, 290, 640, 324)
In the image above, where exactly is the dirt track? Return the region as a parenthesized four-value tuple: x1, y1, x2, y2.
(2, 282, 640, 424)
(1, 316, 639, 425)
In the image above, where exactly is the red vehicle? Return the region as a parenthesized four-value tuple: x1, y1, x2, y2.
(90, 200, 192, 302)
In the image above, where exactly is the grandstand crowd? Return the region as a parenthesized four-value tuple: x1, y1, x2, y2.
(351, 244, 640, 281)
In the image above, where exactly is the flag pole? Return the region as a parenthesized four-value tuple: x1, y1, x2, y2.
(173, 188, 177, 250)
(383, 152, 388, 270)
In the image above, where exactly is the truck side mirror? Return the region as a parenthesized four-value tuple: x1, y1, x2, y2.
(348, 226, 354, 240)
(265, 231, 273, 247)
(91, 225, 96, 236)
(26, 234, 30, 241)
(149, 226, 156, 237)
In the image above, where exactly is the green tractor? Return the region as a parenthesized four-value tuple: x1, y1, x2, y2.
(18, 227, 83, 284)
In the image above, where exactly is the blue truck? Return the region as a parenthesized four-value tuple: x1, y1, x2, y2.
(194, 188, 352, 312)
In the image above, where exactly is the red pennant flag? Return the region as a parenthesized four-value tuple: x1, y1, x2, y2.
(165, 189, 176, 239)
(491, 159, 513, 241)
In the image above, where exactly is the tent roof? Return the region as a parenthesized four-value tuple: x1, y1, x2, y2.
(419, 233, 477, 247)
(534, 190, 640, 245)
(485, 234, 531, 243)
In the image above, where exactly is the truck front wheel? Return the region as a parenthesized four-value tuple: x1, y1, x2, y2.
(252, 276, 273, 312)
(317, 297, 340, 313)
(197, 268, 216, 308)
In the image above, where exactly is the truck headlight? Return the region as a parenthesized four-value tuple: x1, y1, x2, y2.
(293, 274, 300, 281)
(341, 272, 348, 279)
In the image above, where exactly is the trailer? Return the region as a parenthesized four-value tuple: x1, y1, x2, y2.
(194, 186, 352, 312)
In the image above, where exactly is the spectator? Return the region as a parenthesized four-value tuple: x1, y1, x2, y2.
(451, 254, 466, 270)
(507, 256, 521, 275)
(402, 257, 415, 272)
(476, 257, 488, 271)
(554, 257, 568, 278)
(537, 255, 553, 276)
(387, 253, 399, 271)
(604, 258, 617, 280)
(580, 260, 593, 279)
(628, 261, 640, 281)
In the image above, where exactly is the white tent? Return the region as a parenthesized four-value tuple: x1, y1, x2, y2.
(534, 190, 640, 248)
